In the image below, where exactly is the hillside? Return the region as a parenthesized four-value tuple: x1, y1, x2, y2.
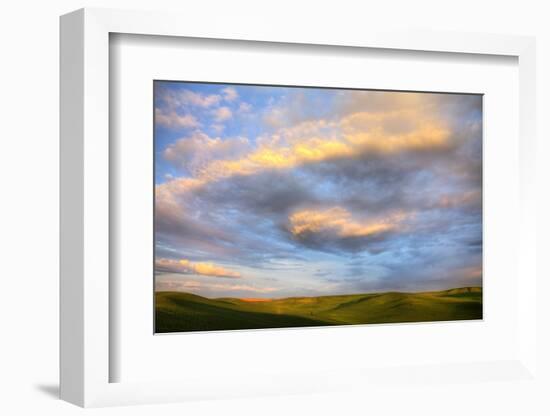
(155, 287, 482, 333)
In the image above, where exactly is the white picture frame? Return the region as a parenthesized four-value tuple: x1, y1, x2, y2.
(60, 7, 538, 408)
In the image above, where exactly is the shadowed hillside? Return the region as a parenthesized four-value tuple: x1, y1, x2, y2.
(155, 287, 482, 333)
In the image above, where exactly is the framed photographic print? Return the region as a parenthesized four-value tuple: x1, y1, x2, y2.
(60, 8, 539, 408)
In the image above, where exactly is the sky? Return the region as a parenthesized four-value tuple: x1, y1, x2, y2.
(154, 81, 483, 299)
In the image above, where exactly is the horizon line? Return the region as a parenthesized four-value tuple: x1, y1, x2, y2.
(155, 286, 482, 301)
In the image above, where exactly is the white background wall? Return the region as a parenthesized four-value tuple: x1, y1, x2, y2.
(0, 0, 548, 415)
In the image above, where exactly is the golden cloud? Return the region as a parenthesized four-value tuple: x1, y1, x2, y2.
(155, 258, 241, 278)
(289, 207, 408, 238)
(155, 278, 277, 294)
(156, 101, 454, 204)
(200, 115, 447, 180)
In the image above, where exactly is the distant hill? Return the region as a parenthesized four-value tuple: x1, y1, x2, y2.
(155, 287, 482, 333)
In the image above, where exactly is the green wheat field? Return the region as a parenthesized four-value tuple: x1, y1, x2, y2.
(155, 286, 482, 333)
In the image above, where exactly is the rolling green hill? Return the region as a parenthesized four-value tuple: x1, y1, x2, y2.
(155, 287, 482, 333)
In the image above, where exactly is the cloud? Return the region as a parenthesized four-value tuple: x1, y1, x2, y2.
(155, 108, 200, 129)
(289, 207, 408, 239)
(155, 168, 319, 268)
(340, 111, 450, 153)
(157, 103, 455, 194)
(286, 207, 413, 253)
(155, 278, 278, 294)
(162, 131, 249, 176)
(222, 87, 238, 102)
(213, 106, 232, 122)
(263, 90, 313, 128)
(154, 92, 480, 260)
(238, 102, 252, 113)
(436, 190, 481, 210)
(157, 87, 221, 108)
(155, 258, 241, 278)
(211, 124, 225, 134)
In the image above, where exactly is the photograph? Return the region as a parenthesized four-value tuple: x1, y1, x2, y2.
(153, 81, 483, 333)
